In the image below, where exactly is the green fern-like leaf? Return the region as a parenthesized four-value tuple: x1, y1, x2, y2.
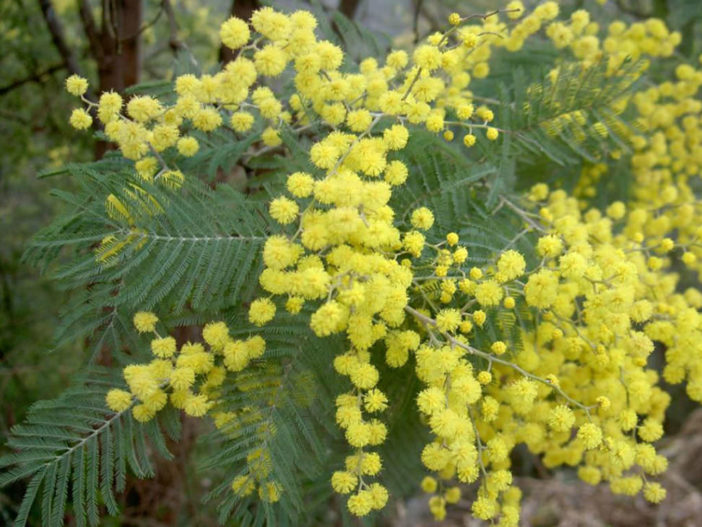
(201, 307, 342, 526)
(0, 368, 176, 527)
(26, 162, 272, 357)
(495, 59, 641, 166)
(392, 130, 498, 230)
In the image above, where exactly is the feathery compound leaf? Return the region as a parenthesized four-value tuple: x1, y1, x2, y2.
(495, 59, 642, 166)
(393, 131, 538, 262)
(392, 130, 497, 230)
(179, 127, 260, 183)
(92, 179, 270, 312)
(25, 162, 272, 356)
(201, 308, 341, 525)
(0, 368, 171, 526)
(328, 12, 390, 65)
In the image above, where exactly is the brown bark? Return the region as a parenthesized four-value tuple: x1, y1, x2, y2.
(339, 0, 361, 19)
(88, 0, 143, 157)
(332, 0, 361, 40)
(218, 0, 259, 65)
(99, 0, 142, 91)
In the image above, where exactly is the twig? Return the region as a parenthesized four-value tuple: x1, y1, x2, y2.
(412, 0, 424, 44)
(147, 143, 172, 174)
(162, 0, 182, 52)
(37, 0, 96, 100)
(467, 405, 490, 484)
(614, 0, 649, 18)
(498, 196, 547, 233)
(78, 0, 104, 62)
(404, 305, 593, 414)
(0, 63, 65, 96)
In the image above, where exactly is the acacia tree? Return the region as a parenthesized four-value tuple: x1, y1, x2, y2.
(3, 1, 702, 526)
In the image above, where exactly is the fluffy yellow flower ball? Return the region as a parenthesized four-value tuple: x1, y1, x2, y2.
(475, 280, 504, 307)
(106, 389, 133, 412)
(331, 471, 357, 494)
(491, 341, 507, 355)
(548, 404, 575, 432)
(151, 337, 177, 358)
(411, 207, 435, 230)
(421, 475, 438, 493)
(249, 298, 276, 326)
(577, 423, 603, 449)
(496, 250, 526, 282)
(643, 482, 666, 503)
(436, 309, 461, 332)
(507, 1, 524, 19)
(177, 137, 199, 157)
(524, 269, 559, 308)
(231, 111, 255, 132)
(133, 311, 159, 333)
(65, 75, 88, 96)
(347, 490, 374, 516)
(220, 16, 250, 49)
(202, 321, 229, 350)
(287, 172, 315, 197)
(448, 12, 461, 26)
(69, 108, 92, 130)
(269, 197, 299, 224)
(254, 45, 288, 77)
(463, 133, 477, 147)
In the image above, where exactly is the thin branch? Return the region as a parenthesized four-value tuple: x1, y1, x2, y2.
(123, 229, 266, 243)
(412, 0, 423, 44)
(467, 405, 490, 484)
(404, 305, 593, 414)
(614, 0, 649, 18)
(498, 196, 547, 233)
(0, 63, 64, 96)
(162, 0, 183, 52)
(38, 0, 97, 102)
(78, 0, 104, 62)
(338, 0, 360, 19)
(105, 0, 117, 42)
(417, 3, 441, 40)
(37, 0, 81, 77)
(120, 0, 168, 41)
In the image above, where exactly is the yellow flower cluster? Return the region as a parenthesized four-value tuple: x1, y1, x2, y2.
(106, 315, 265, 422)
(107, 315, 285, 501)
(85, 1, 702, 523)
(224, 6, 558, 515)
(404, 156, 702, 520)
(65, 0, 550, 184)
(544, 9, 680, 71)
(237, 5, 701, 520)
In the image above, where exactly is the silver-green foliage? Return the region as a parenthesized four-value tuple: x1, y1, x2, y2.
(0, 29, 641, 526)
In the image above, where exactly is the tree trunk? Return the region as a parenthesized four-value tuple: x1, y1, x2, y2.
(339, 0, 361, 19)
(95, 0, 143, 158)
